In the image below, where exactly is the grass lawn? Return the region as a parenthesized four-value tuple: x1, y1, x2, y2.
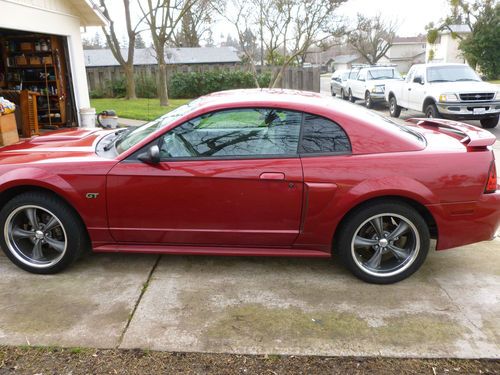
(90, 98, 191, 121)
(488, 80, 500, 84)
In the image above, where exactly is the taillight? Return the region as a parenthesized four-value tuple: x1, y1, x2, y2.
(485, 162, 497, 193)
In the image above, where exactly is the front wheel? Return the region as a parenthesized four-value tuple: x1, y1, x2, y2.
(340, 89, 346, 100)
(480, 116, 499, 129)
(389, 97, 401, 118)
(348, 89, 355, 103)
(335, 201, 430, 284)
(0, 192, 88, 274)
(425, 103, 441, 118)
(365, 91, 374, 109)
(331, 86, 336, 97)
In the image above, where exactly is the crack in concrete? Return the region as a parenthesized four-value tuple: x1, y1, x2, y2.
(116, 255, 161, 348)
(436, 281, 483, 333)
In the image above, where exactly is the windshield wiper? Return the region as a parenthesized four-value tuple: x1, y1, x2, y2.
(455, 78, 479, 82)
(429, 79, 449, 83)
(103, 128, 132, 151)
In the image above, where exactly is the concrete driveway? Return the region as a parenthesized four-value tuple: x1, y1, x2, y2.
(0, 82, 498, 358)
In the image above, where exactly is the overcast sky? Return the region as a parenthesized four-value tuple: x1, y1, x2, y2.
(82, 0, 450, 45)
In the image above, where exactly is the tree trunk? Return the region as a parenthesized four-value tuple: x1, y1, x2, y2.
(158, 62, 169, 106)
(124, 64, 137, 100)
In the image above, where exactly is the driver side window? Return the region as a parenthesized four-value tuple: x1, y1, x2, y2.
(159, 108, 301, 159)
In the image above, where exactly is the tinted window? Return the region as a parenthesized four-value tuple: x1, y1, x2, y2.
(299, 114, 351, 154)
(159, 108, 301, 158)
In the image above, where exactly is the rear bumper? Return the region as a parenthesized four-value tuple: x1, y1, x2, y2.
(437, 101, 500, 120)
(427, 191, 500, 250)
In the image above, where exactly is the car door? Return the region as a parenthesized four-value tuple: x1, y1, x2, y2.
(408, 67, 427, 111)
(106, 107, 304, 247)
(402, 67, 415, 108)
(353, 69, 367, 98)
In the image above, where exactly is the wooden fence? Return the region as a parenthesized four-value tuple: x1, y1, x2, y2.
(85, 63, 321, 95)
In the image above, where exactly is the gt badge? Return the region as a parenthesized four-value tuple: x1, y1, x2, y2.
(86, 193, 99, 199)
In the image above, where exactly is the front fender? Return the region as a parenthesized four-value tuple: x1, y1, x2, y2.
(0, 166, 109, 240)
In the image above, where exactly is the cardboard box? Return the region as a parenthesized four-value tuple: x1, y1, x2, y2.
(0, 113, 20, 146)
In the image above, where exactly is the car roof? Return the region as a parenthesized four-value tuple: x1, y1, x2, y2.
(173, 89, 426, 153)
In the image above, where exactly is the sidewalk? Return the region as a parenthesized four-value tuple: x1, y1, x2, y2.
(118, 118, 147, 127)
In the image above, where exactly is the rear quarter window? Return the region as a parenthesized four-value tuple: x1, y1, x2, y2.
(299, 114, 351, 154)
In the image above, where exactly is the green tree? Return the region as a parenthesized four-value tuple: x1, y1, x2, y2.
(460, 3, 499, 79)
(427, 0, 500, 79)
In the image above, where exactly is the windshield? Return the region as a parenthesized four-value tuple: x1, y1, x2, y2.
(427, 65, 481, 83)
(367, 68, 401, 80)
(115, 100, 197, 154)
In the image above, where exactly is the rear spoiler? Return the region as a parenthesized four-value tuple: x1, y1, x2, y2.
(406, 118, 496, 147)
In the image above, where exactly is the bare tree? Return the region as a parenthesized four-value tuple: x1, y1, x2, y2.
(100, 0, 142, 99)
(173, 0, 223, 47)
(221, 0, 346, 88)
(140, 0, 199, 106)
(348, 14, 398, 65)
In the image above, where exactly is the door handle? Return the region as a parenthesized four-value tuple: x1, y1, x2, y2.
(260, 172, 285, 180)
(408, 88, 412, 91)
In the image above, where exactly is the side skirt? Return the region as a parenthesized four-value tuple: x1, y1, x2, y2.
(93, 244, 331, 258)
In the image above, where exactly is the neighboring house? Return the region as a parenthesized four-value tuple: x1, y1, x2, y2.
(0, 0, 107, 127)
(378, 36, 426, 73)
(84, 47, 241, 68)
(426, 24, 471, 64)
(330, 54, 365, 72)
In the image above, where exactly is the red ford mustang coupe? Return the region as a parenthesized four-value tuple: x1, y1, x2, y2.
(0, 89, 498, 283)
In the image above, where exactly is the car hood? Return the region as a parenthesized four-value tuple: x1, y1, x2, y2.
(0, 127, 112, 164)
(428, 80, 498, 93)
(366, 78, 403, 87)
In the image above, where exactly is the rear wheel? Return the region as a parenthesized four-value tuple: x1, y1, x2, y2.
(480, 116, 499, 129)
(336, 201, 430, 284)
(348, 89, 355, 103)
(0, 192, 87, 274)
(365, 91, 374, 109)
(389, 96, 401, 118)
(425, 103, 441, 118)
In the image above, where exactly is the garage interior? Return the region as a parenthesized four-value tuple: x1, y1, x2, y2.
(0, 28, 77, 140)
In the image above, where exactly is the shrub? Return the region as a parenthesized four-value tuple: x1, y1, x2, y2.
(169, 70, 269, 98)
(107, 78, 126, 98)
(136, 75, 157, 98)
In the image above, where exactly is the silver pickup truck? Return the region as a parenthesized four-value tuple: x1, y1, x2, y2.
(385, 63, 500, 128)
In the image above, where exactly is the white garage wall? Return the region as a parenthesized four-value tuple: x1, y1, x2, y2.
(0, 0, 92, 124)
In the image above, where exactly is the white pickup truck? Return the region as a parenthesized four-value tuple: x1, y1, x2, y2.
(345, 66, 402, 108)
(385, 63, 500, 128)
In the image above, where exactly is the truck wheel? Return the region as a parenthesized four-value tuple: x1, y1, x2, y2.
(425, 103, 441, 118)
(365, 91, 374, 109)
(480, 116, 499, 129)
(348, 89, 355, 103)
(389, 97, 401, 118)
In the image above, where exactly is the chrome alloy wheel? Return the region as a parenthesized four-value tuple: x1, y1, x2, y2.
(4, 205, 67, 269)
(350, 213, 420, 278)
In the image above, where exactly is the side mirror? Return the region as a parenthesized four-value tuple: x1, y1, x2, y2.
(137, 145, 160, 164)
(413, 76, 423, 84)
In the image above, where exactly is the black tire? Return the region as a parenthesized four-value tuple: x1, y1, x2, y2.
(331, 86, 336, 97)
(340, 89, 346, 100)
(425, 103, 441, 118)
(389, 96, 401, 118)
(0, 192, 88, 274)
(335, 201, 430, 284)
(480, 116, 499, 129)
(348, 89, 355, 103)
(365, 91, 374, 109)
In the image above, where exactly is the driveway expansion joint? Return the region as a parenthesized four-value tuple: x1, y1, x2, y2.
(116, 254, 161, 348)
